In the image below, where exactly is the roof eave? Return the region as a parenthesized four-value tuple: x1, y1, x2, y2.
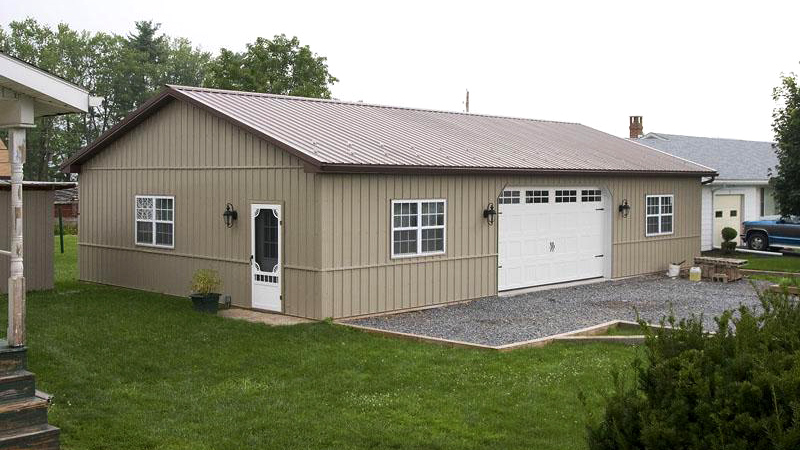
(315, 163, 717, 177)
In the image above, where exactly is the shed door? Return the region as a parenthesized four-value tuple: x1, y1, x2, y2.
(713, 194, 742, 248)
(251, 204, 282, 311)
(498, 188, 606, 291)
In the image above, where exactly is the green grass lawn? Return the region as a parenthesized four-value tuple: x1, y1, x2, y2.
(703, 249, 800, 273)
(1, 236, 641, 450)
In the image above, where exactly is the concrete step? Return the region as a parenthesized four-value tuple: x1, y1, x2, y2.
(0, 397, 49, 434)
(0, 344, 26, 376)
(0, 371, 35, 403)
(0, 424, 60, 450)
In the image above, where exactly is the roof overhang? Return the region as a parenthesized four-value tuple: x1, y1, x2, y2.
(709, 179, 771, 186)
(61, 85, 718, 178)
(0, 181, 76, 191)
(0, 52, 101, 127)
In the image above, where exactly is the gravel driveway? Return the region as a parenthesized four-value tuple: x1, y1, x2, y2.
(344, 276, 769, 346)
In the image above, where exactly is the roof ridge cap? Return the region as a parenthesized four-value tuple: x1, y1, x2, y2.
(166, 84, 581, 125)
(649, 132, 775, 144)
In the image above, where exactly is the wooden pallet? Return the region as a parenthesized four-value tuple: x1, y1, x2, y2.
(694, 256, 746, 282)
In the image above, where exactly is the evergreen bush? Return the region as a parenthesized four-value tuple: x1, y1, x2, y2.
(586, 289, 800, 449)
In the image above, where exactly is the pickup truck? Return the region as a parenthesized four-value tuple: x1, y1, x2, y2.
(741, 216, 800, 251)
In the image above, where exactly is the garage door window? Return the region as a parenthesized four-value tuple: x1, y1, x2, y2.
(498, 190, 520, 204)
(526, 190, 549, 203)
(646, 195, 673, 236)
(555, 190, 577, 203)
(581, 189, 601, 202)
(392, 200, 446, 257)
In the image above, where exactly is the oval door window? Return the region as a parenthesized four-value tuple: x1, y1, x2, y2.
(254, 208, 279, 273)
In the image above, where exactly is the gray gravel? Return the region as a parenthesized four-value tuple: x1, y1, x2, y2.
(344, 276, 770, 346)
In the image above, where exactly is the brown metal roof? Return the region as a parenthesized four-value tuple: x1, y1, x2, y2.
(63, 85, 715, 176)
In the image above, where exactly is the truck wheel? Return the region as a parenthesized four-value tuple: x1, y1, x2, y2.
(748, 232, 768, 251)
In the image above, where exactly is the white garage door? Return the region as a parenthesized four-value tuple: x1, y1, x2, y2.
(498, 188, 607, 291)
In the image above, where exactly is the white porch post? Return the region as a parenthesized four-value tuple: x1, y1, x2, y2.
(7, 127, 26, 347)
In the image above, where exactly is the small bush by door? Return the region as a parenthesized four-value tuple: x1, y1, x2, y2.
(190, 269, 222, 313)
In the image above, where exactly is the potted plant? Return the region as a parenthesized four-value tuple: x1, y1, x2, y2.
(721, 227, 738, 254)
(190, 269, 222, 313)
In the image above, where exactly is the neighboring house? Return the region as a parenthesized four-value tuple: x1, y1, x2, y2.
(0, 139, 9, 178)
(62, 86, 714, 319)
(631, 117, 778, 250)
(54, 186, 79, 223)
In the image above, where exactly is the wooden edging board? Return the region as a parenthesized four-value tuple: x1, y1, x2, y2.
(337, 319, 662, 351)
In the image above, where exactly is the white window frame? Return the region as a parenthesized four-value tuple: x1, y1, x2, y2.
(645, 194, 674, 237)
(135, 195, 175, 249)
(390, 199, 447, 259)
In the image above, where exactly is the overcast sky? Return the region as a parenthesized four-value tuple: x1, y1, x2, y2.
(4, 1, 798, 141)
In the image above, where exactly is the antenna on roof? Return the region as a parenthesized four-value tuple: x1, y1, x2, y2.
(465, 89, 470, 113)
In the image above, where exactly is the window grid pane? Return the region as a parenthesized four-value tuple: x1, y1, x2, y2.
(498, 190, 521, 204)
(555, 190, 577, 203)
(646, 195, 673, 235)
(581, 189, 601, 202)
(392, 200, 445, 257)
(526, 190, 549, 204)
(136, 196, 174, 247)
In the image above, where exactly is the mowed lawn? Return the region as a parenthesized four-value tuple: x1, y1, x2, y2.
(703, 249, 800, 273)
(1, 236, 641, 450)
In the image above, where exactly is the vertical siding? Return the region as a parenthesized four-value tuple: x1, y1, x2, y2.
(319, 173, 701, 318)
(78, 100, 320, 317)
(0, 190, 54, 292)
(77, 98, 702, 320)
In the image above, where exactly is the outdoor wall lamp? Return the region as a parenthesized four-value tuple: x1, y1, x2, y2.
(223, 203, 238, 228)
(483, 203, 497, 225)
(618, 199, 631, 218)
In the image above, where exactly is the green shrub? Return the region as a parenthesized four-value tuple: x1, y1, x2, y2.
(586, 290, 800, 450)
(721, 226, 738, 242)
(190, 269, 221, 295)
(721, 241, 738, 253)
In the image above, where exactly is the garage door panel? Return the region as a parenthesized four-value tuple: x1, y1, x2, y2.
(498, 187, 607, 291)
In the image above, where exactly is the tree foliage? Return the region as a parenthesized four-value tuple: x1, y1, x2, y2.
(771, 68, 800, 216)
(586, 289, 800, 450)
(0, 19, 336, 180)
(205, 34, 338, 98)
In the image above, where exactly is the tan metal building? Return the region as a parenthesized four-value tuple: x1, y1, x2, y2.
(0, 182, 74, 293)
(62, 86, 716, 319)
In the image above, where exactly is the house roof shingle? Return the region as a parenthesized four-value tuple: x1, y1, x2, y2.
(63, 86, 716, 176)
(635, 133, 776, 181)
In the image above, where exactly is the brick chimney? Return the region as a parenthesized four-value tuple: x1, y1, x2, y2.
(629, 116, 643, 139)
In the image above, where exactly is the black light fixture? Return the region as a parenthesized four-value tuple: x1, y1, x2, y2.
(618, 199, 631, 218)
(483, 203, 497, 225)
(223, 203, 238, 228)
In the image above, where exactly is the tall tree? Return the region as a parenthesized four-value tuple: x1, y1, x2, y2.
(205, 34, 337, 98)
(0, 18, 210, 180)
(771, 69, 800, 216)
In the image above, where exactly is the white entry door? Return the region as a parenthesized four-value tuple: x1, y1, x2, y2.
(713, 194, 742, 247)
(251, 204, 282, 311)
(498, 188, 606, 291)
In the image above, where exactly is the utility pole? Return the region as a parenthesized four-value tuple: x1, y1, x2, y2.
(465, 89, 470, 113)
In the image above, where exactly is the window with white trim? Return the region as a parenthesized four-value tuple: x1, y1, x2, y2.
(646, 195, 673, 236)
(136, 195, 174, 247)
(498, 190, 520, 204)
(391, 200, 446, 257)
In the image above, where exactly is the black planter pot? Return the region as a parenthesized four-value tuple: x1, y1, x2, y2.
(190, 293, 220, 313)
